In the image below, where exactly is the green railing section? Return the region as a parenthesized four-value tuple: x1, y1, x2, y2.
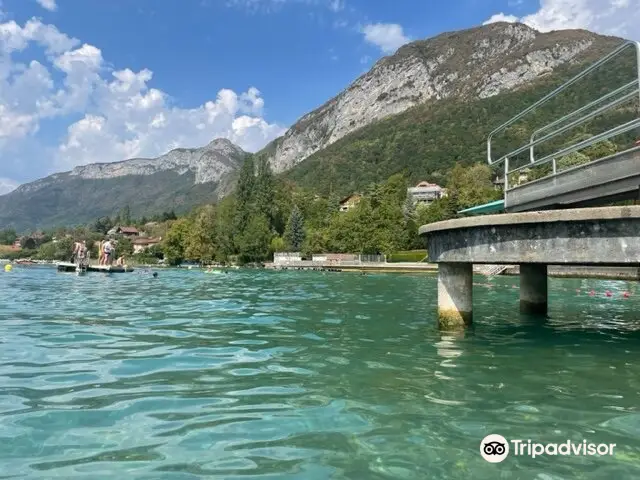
(386, 250, 428, 263)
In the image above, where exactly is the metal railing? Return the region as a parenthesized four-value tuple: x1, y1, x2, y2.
(486, 41, 640, 192)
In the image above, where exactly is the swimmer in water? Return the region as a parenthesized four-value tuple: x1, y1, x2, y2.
(152, 272, 158, 278)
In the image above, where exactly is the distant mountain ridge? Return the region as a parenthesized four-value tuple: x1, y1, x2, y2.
(260, 22, 621, 172)
(0, 138, 247, 231)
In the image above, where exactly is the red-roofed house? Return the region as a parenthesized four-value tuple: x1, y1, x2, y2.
(107, 226, 140, 237)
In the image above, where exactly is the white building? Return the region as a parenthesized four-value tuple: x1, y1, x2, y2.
(273, 252, 302, 264)
(407, 181, 446, 206)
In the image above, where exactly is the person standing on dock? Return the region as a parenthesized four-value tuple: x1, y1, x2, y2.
(102, 239, 114, 265)
(73, 240, 88, 267)
(98, 240, 105, 265)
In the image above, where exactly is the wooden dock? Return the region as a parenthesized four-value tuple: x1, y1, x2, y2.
(57, 262, 134, 273)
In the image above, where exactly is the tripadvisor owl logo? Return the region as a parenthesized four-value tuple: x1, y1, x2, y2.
(480, 434, 617, 462)
(480, 434, 509, 463)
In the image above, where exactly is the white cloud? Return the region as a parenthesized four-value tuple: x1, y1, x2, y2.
(0, 177, 18, 195)
(485, 0, 640, 40)
(55, 82, 284, 171)
(483, 13, 518, 25)
(0, 18, 78, 54)
(362, 23, 410, 54)
(36, 0, 57, 12)
(0, 16, 285, 182)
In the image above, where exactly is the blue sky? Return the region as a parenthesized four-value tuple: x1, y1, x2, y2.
(0, 0, 636, 193)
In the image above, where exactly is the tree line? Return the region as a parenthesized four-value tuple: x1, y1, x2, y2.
(158, 158, 501, 265)
(1, 159, 500, 264)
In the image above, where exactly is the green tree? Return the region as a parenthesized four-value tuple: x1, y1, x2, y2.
(302, 228, 329, 256)
(447, 162, 499, 211)
(254, 156, 276, 225)
(160, 211, 177, 221)
(284, 204, 305, 251)
(234, 156, 256, 235)
(402, 195, 416, 223)
(92, 216, 114, 234)
(120, 205, 131, 225)
(237, 214, 271, 264)
(270, 235, 286, 253)
(146, 244, 164, 260)
(115, 236, 134, 257)
(0, 229, 17, 245)
(184, 205, 217, 263)
(35, 237, 74, 261)
(215, 196, 237, 262)
(163, 218, 191, 265)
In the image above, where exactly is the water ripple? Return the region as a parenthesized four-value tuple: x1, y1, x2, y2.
(0, 267, 639, 478)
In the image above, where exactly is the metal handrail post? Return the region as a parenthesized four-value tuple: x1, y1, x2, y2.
(498, 88, 640, 165)
(506, 117, 640, 176)
(636, 42, 640, 116)
(487, 40, 634, 165)
(529, 80, 639, 162)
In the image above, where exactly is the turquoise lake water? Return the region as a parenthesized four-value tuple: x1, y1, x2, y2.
(1, 266, 640, 479)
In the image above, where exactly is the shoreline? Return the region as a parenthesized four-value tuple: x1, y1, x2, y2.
(265, 262, 640, 281)
(4, 259, 638, 281)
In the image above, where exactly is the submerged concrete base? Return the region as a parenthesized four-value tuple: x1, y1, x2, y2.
(520, 264, 548, 315)
(437, 262, 473, 330)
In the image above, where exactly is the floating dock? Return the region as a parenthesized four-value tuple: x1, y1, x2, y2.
(56, 262, 134, 273)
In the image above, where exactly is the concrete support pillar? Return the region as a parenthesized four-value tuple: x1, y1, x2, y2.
(438, 262, 473, 330)
(520, 264, 548, 315)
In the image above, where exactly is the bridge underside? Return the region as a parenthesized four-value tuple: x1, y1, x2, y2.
(505, 147, 640, 213)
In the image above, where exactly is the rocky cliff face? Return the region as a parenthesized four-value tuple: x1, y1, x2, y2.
(15, 138, 246, 196)
(263, 22, 620, 172)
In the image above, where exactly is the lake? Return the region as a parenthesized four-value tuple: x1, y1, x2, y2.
(1, 266, 639, 479)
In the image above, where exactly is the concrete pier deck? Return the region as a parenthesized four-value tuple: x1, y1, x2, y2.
(420, 206, 640, 329)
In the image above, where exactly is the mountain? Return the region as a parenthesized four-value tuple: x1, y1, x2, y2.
(0, 138, 247, 231)
(1, 22, 629, 231)
(261, 22, 622, 173)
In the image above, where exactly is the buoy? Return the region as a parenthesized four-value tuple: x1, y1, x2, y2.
(605, 290, 612, 297)
(4, 264, 12, 272)
(623, 292, 630, 298)
(589, 290, 595, 296)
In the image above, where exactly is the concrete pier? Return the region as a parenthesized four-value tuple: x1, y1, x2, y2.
(437, 263, 473, 329)
(420, 206, 640, 329)
(519, 264, 548, 315)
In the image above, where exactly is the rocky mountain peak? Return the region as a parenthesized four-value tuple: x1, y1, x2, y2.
(261, 22, 620, 173)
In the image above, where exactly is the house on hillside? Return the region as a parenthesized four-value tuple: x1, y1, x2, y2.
(407, 181, 446, 206)
(107, 226, 140, 237)
(132, 237, 162, 254)
(339, 194, 361, 212)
